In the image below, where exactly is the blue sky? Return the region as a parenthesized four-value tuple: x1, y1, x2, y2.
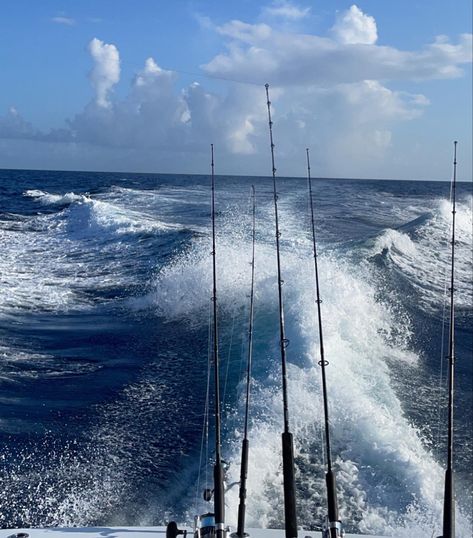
(0, 0, 471, 180)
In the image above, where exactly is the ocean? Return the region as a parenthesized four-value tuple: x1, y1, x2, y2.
(0, 169, 471, 537)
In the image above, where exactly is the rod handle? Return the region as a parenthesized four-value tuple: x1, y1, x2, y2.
(326, 469, 339, 523)
(282, 432, 298, 538)
(441, 467, 455, 538)
(214, 461, 225, 538)
(236, 439, 249, 537)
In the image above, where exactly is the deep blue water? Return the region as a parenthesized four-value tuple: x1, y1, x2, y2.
(0, 169, 471, 536)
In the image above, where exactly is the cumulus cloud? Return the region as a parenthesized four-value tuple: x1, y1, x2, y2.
(331, 5, 377, 45)
(0, 6, 471, 180)
(51, 16, 75, 26)
(67, 53, 266, 158)
(88, 38, 121, 108)
(262, 0, 311, 21)
(204, 18, 471, 86)
(254, 80, 430, 176)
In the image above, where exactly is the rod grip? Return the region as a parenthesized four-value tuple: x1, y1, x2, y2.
(236, 439, 249, 537)
(282, 432, 298, 538)
(214, 461, 225, 538)
(326, 469, 339, 522)
(442, 468, 455, 538)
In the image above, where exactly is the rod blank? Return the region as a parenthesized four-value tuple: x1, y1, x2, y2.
(265, 83, 298, 538)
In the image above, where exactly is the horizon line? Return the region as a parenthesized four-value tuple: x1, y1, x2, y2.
(1, 166, 471, 184)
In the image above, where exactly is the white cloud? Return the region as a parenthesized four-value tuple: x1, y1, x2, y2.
(256, 80, 430, 176)
(331, 5, 377, 45)
(67, 52, 267, 159)
(217, 20, 272, 43)
(262, 0, 311, 21)
(88, 38, 121, 108)
(51, 16, 75, 26)
(0, 11, 471, 180)
(203, 21, 471, 86)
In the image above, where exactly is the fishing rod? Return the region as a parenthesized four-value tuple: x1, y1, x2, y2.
(305, 149, 343, 538)
(235, 186, 256, 538)
(211, 143, 226, 538)
(167, 146, 226, 538)
(439, 140, 458, 538)
(265, 83, 298, 538)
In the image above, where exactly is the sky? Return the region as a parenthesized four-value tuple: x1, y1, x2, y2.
(0, 0, 471, 180)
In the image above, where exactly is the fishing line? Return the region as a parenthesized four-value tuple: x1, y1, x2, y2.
(435, 179, 454, 460)
(238, 189, 258, 386)
(222, 306, 237, 410)
(303, 167, 329, 479)
(235, 184, 256, 538)
(195, 299, 214, 514)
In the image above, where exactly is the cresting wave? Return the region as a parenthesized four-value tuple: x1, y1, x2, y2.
(0, 188, 186, 316)
(368, 196, 473, 314)
(24, 188, 183, 235)
(25, 189, 86, 205)
(149, 205, 471, 536)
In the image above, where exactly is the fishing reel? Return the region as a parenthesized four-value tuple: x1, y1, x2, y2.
(166, 521, 188, 538)
(322, 517, 344, 538)
(194, 512, 218, 538)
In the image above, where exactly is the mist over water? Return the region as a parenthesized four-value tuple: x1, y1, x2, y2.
(0, 170, 471, 536)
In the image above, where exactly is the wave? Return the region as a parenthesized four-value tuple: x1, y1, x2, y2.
(24, 189, 183, 235)
(2, 180, 471, 535)
(142, 214, 471, 536)
(64, 198, 183, 237)
(24, 189, 86, 205)
(0, 188, 190, 315)
(368, 196, 473, 314)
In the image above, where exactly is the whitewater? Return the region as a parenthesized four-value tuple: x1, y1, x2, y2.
(0, 169, 471, 537)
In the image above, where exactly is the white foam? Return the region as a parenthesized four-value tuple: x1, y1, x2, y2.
(65, 198, 182, 237)
(373, 229, 417, 258)
(24, 189, 85, 205)
(148, 204, 471, 536)
(1, 188, 189, 315)
(370, 196, 472, 313)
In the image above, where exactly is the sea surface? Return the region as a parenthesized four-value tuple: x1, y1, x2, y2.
(0, 169, 472, 537)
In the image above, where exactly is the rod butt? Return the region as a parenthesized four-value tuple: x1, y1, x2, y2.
(236, 439, 249, 537)
(282, 432, 298, 538)
(324, 470, 343, 538)
(214, 462, 226, 538)
(441, 468, 455, 538)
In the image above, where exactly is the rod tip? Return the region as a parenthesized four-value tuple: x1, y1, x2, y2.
(265, 83, 269, 89)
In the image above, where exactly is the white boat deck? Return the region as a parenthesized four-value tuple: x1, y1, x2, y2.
(2, 527, 387, 538)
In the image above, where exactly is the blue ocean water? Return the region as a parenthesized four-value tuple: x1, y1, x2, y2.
(0, 169, 471, 536)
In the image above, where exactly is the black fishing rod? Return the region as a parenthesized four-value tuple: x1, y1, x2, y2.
(439, 140, 458, 538)
(306, 149, 343, 538)
(265, 83, 298, 538)
(211, 144, 226, 538)
(235, 186, 256, 538)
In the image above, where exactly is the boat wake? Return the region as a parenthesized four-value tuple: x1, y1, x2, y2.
(146, 200, 472, 536)
(0, 175, 471, 537)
